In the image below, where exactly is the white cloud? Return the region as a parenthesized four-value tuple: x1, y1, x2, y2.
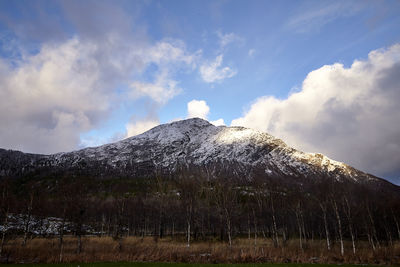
(145, 39, 198, 67)
(126, 99, 226, 138)
(130, 70, 182, 104)
(286, 1, 364, 33)
(217, 31, 242, 49)
(199, 54, 237, 83)
(126, 119, 159, 138)
(248, 49, 255, 57)
(0, 1, 240, 154)
(130, 40, 200, 103)
(187, 100, 210, 119)
(186, 99, 225, 126)
(0, 35, 197, 153)
(211, 118, 225, 126)
(0, 2, 200, 154)
(0, 38, 117, 153)
(232, 44, 400, 177)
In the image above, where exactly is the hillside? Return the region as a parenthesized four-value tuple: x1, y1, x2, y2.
(0, 118, 394, 188)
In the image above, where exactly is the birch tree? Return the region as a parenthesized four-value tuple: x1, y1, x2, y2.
(343, 195, 356, 254)
(0, 179, 12, 258)
(174, 172, 199, 247)
(213, 178, 239, 247)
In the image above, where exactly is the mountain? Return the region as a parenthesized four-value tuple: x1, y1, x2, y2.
(0, 118, 398, 191)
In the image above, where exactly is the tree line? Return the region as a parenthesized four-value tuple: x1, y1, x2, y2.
(0, 168, 399, 260)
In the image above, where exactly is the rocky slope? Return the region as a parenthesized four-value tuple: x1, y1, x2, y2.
(0, 118, 396, 190)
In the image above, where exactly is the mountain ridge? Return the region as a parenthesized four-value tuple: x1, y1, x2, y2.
(0, 118, 398, 191)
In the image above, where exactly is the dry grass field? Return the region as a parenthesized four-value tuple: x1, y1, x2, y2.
(2, 236, 399, 265)
(0, 262, 385, 267)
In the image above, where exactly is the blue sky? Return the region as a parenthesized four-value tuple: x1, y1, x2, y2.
(1, 0, 400, 184)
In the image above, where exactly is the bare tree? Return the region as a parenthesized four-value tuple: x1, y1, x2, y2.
(391, 207, 400, 240)
(174, 171, 200, 247)
(365, 200, 380, 250)
(331, 195, 344, 256)
(213, 178, 239, 247)
(0, 178, 12, 258)
(57, 194, 68, 263)
(269, 190, 280, 248)
(294, 201, 305, 251)
(319, 201, 331, 251)
(343, 195, 356, 254)
(21, 187, 35, 247)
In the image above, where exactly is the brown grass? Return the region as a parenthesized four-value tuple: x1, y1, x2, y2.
(2, 236, 400, 265)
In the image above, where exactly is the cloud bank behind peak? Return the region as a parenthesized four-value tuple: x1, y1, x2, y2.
(232, 44, 400, 178)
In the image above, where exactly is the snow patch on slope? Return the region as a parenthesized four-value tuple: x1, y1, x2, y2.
(33, 118, 375, 183)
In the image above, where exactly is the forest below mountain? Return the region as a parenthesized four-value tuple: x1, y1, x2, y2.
(1, 168, 400, 264)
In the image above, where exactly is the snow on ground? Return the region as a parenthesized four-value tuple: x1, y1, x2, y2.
(0, 214, 97, 235)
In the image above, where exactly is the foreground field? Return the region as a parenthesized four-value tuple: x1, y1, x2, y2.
(2, 236, 399, 265)
(0, 263, 383, 267)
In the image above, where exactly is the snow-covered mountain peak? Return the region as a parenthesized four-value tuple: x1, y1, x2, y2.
(150, 117, 213, 133)
(0, 118, 385, 186)
(131, 118, 215, 143)
(89, 118, 357, 176)
(114, 118, 358, 179)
